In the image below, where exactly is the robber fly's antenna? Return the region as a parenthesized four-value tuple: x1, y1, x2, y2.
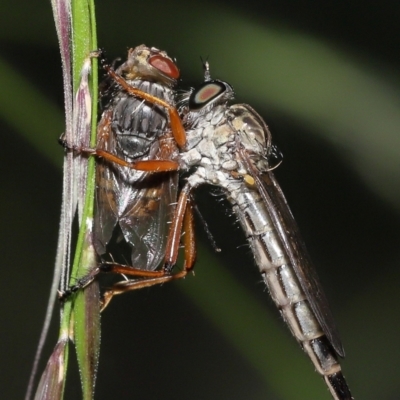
(200, 56, 211, 81)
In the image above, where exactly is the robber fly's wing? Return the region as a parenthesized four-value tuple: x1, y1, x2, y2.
(235, 105, 345, 357)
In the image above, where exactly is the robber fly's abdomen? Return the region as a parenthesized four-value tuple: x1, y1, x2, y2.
(232, 188, 352, 400)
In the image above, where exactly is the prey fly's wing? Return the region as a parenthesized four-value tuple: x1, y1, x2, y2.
(94, 106, 178, 271)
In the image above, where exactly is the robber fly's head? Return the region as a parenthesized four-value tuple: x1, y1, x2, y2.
(116, 44, 180, 86)
(187, 61, 234, 113)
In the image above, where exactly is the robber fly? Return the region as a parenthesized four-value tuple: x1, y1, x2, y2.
(61, 45, 195, 308)
(174, 63, 353, 400)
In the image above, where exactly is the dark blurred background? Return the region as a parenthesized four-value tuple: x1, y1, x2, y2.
(1, 1, 400, 399)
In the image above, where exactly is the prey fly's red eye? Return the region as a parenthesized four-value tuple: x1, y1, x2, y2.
(149, 55, 179, 79)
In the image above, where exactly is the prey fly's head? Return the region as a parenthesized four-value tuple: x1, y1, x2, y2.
(116, 45, 180, 86)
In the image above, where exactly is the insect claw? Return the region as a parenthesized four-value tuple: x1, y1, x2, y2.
(58, 287, 75, 302)
(99, 262, 113, 273)
(98, 48, 109, 67)
(57, 289, 68, 302)
(58, 135, 68, 149)
(163, 263, 174, 273)
(89, 49, 102, 59)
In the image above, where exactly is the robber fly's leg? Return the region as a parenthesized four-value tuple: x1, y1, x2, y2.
(93, 123, 180, 172)
(100, 243, 195, 313)
(60, 262, 177, 303)
(99, 263, 167, 278)
(60, 137, 180, 172)
(91, 149, 180, 172)
(100, 185, 197, 311)
(164, 183, 196, 270)
(101, 272, 187, 311)
(99, 264, 174, 311)
(104, 66, 186, 148)
(58, 266, 102, 302)
(182, 195, 197, 270)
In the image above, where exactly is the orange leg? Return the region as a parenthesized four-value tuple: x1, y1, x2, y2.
(60, 184, 198, 310)
(59, 263, 177, 302)
(60, 60, 186, 171)
(100, 270, 188, 311)
(59, 61, 192, 305)
(60, 137, 180, 172)
(89, 146, 176, 171)
(182, 195, 197, 270)
(104, 65, 186, 148)
(161, 184, 197, 273)
(99, 184, 196, 310)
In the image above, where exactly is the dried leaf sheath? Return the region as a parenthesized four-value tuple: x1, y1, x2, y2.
(27, 0, 99, 399)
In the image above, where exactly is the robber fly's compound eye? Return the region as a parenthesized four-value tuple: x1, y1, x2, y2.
(188, 80, 228, 111)
(148, 54, 180, 79)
